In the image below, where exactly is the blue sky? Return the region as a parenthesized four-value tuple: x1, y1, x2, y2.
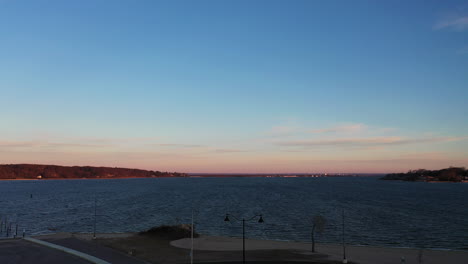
(0, 0, 467, 173)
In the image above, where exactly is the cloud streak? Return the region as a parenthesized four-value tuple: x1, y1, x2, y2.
(457, 46, 468, 54)
(434, 16, 468, 31)
(267, 126, 299, 137)
(309, 123, 367, 134)
(214, 149, 248, 153)
(0, 141, 41, 148)
(0, 140, 109, 149)
(156, 144, 205, 148)
(0, 139, 206, 151)
(275, 136, 467, 148)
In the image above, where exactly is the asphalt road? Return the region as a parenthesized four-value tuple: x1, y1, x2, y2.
(0, 239, 90, 264)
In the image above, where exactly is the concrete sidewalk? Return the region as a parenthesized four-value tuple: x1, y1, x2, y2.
(36, 234, 148, 264)
(0, 233, 149, 264)
(0, 238, 90, 264)
(24, 237, 111, 264)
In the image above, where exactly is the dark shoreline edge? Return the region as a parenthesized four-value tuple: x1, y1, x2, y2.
(381, 167, 468, 183)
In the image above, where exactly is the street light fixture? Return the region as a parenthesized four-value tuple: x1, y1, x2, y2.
(224, 213, 264, 264)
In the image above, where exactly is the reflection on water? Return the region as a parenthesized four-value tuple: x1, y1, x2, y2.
(0, 177, 466, 250)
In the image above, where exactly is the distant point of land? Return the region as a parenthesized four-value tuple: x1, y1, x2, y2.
(381, 167, 468, 182)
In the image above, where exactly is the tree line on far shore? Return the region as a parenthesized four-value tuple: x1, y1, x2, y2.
(0, 164, 187, 179)
(381, 167, 468, 182)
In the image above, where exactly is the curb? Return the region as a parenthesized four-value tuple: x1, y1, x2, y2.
(23, 237, 111, 264)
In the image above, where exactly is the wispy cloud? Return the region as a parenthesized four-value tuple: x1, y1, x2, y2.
(457, 46, 468, 54)
(267, 126, 299, 137)
(0, 137, 170, 151)
(44, 142, 110, 148)
(156, 144, 205, 148)
(0, 140, 109, 149)
(214, 149, 248, 153)
(434, 16, 468, 31)
(309, 123, 367, 134)
(275, 136, 467, 148)
(0, 141, 41, 148)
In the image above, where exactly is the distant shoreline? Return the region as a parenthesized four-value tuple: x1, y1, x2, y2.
(0, 174, 376, 181)
(0, 164, 185, 180)
(0, 176, 175, 181)
(0, 164, 382, 180)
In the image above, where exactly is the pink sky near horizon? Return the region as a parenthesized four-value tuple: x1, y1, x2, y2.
(1, 123, 467, 174)
(0, 156, 466, 174)
(0, 142, 466, 174)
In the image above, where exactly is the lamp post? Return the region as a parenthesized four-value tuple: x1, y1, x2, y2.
(224, 213, 264, 264)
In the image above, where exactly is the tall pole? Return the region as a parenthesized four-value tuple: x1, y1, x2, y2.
(242, 219, 245, 264)
(311, 223, 315, 252)
(342, 208, 347, 263)
(191, 209, 194, 264)
(93, 197, 97, 239)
